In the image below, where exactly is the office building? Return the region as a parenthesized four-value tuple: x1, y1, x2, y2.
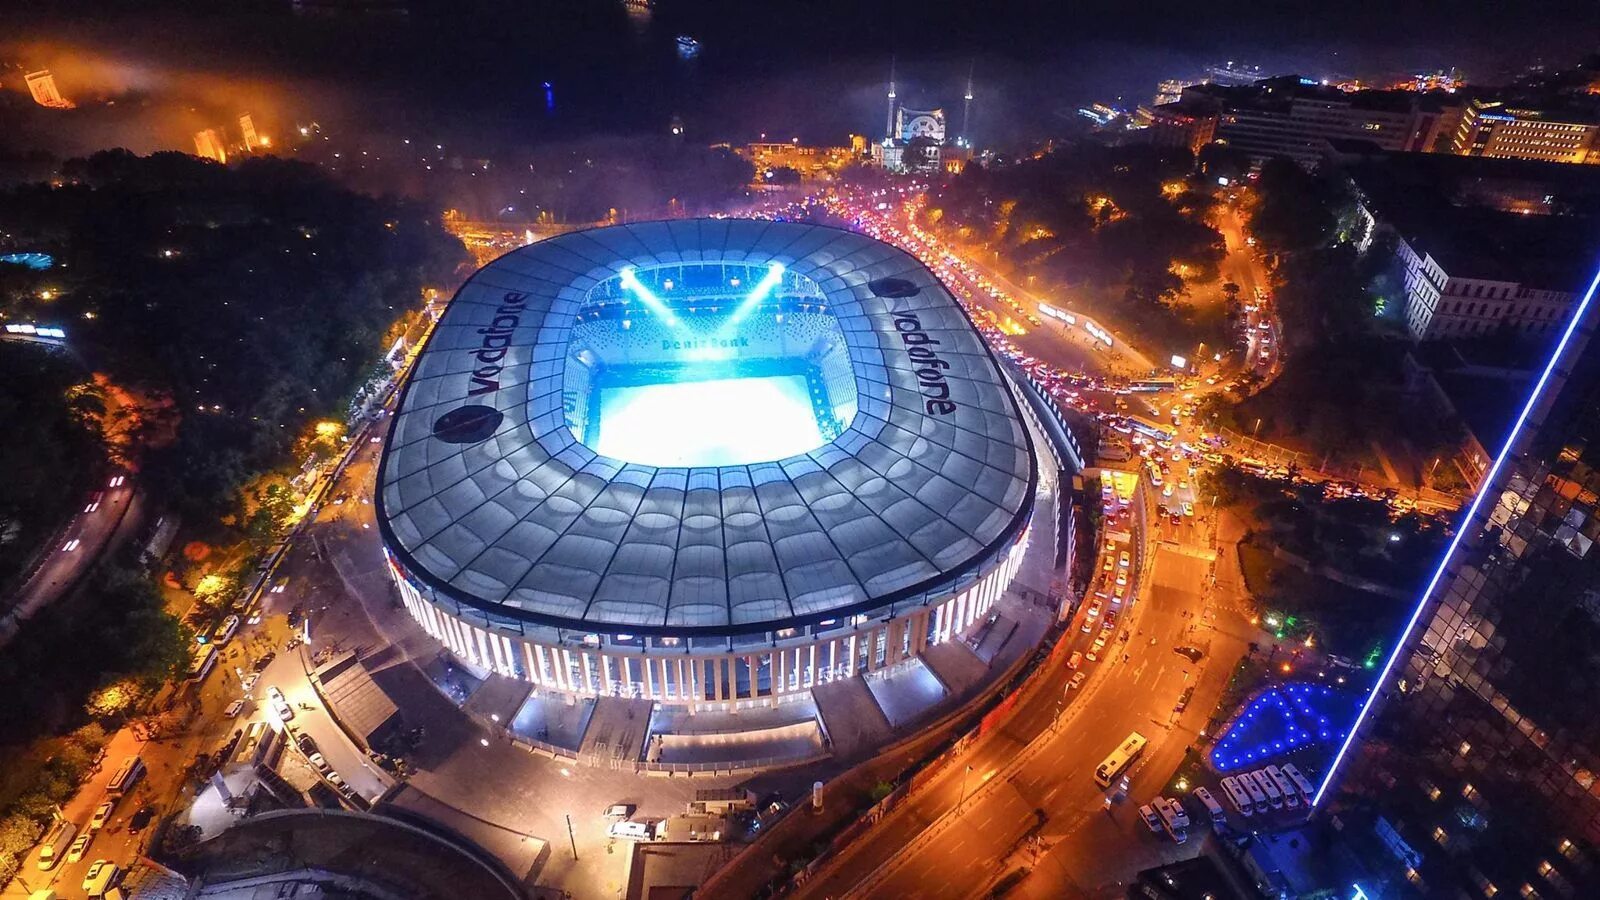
(1453, 100, 1600, 165)
(1330, 279, 1600, 897)
(1176, 77, 1436, 167)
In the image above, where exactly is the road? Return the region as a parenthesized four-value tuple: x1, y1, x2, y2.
(792, 461, 1250, 899)
(11, 621, 283, 900)
(0, 474, 139, 648)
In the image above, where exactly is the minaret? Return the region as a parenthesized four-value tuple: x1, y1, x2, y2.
(962, 62, 975, 146)
(885, 57, 898, 142)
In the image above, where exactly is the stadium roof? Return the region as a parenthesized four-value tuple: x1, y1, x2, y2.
(377, 219, 1035, 636)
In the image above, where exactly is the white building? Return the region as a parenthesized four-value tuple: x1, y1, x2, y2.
(1396, 230, 1581, 341)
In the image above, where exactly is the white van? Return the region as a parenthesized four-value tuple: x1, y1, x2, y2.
(1151, 797, 1188, 843)
(608, 820, 657, 841)
(1251, 770, 1284, 809)
(1192, 786, 1227, 827)
(1282, 763, 1316, 803)
(1266, 765, 1300, 809)
(1219, 777, 1253, 817)
(1238, 771, 1269, 814)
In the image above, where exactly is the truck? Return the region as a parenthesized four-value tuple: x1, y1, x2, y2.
(35, 819, 77, 871)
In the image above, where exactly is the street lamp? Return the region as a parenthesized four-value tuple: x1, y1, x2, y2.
(959, 764, 973, 810)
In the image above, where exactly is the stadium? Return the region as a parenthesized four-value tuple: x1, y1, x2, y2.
(376, 219, 1047, 708)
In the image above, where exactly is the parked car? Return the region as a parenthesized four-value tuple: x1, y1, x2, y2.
(128, 806, 155, 834)
(604, 804, 636, 819)
(66, 833, 92, 863)
(88, 801, 114, 831)
(1138, 804, 1162, 832)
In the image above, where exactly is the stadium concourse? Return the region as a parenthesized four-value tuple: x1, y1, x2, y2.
(373, 218, 1079, 769)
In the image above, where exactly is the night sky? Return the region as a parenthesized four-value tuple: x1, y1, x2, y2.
(3, 0, 1599, 151)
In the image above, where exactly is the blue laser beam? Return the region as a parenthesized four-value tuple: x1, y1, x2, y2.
(727, 262, 786, 325)
(1311, 258, 1600, 808)
(618, 266, 680, 328)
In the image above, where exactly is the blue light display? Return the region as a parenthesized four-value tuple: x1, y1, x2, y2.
(0, 252, 53, 270)
(1210, 682, 1360, 772)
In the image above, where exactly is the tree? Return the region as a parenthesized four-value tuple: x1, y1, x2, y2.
(85, 677, 145, 719)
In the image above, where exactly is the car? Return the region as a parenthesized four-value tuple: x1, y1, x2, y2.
(89, 800, 114, 831)
(1119, 551, 1131, 569)
(84, 492, 104, 513)
(1170, 513, 1182, 526)
(1092, 634, 1107, 652)
(224, 699, 247, 718)
(307, 752, 331, 773)
(1175, 646, 1205, 663)
(82, 859, 119, 896)
(326, 770, 345, 788)
(1067, 651, 1084, 670)
(1085, 601, 1101, 621)
(128, 806, 155, 834)
(1101, 556, 1114, 574)
(297, 733, 319, 755)
(108, 474, 126, 487)
(605, 804, 637, 819)
(1068, 671, 1087, 691)
(66, 833, 91, 863)
(1138, 804, 1163, 832)
(1162, 483, 1174, 497)
(240, 672, 260, 692)
(62, 538, 81, 552)
(270, 694, 294, 723)
(1116, 570, 1128, 587)
(1182, 501, 1194, 517)
(271, 578, 289, 594)
(1175, 686, 1195, 713)
(267, 685, 285, 703)
(1084, 648, 1098, 662)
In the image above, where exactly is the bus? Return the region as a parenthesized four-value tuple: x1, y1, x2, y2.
(188, 644, 218, 681)
(1266, 765, 1300, 809)
(106, 756, 144, 798)
(1094, 732, 1148, 788)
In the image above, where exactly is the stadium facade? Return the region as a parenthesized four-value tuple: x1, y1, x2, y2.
(376, 219, 1044, 708)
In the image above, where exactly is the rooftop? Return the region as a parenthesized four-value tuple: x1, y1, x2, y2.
(377, 219, 1035, 636)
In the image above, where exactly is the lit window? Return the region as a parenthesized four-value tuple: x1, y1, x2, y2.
(1459, 740, 1473, 756)
(1559, 839, 1577, 859)
(1520, 885, 1538, 899)
(1462, 783, 1479, 801)
(1434, 826, 1450, 847)
(1485, 884, 1499, 898)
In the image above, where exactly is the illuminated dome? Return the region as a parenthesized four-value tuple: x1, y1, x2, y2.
(377, 219, 1035, 638)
